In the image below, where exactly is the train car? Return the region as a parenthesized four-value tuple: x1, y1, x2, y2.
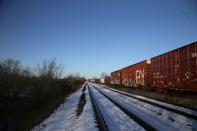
(111, 70, 122, 85)
(151, 41, 197, 91)
(121, 67, 129, 86)
(104, 76, 111, 84)
(121, 60, 151, 87)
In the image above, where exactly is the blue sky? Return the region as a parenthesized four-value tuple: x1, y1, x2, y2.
(0, 0, 197, 78)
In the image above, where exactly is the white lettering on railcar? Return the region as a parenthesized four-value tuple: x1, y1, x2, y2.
(136, 70, 144, 85)
(192, 52, 197, 57)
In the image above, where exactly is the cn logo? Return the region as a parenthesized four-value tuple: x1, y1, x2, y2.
(136, 70, 144, 85)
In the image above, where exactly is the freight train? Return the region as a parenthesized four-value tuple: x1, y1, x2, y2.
(111, 41, 197, 91)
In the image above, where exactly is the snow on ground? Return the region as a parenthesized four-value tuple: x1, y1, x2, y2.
(31, 82, 197, 131)
(32, 84, 99, 131)
(88, 84, 145, 131)
(92, 83, 197, 131)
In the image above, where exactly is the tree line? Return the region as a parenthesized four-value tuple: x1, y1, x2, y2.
(0, 58, 85, 100)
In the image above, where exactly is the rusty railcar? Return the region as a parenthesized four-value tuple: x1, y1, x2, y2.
(104, 76, 111, 84)
(111, 70, 122, 85)
(121, 60, 151, 87)
(121, 67, 129, 86)
(151, 41, 197, 91)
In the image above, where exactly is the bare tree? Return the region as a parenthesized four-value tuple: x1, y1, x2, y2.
(21, 66, 33, 77)
(0, 58, 22, 73)
(100, 72, 107, 79)
(36, 58, 64, 79)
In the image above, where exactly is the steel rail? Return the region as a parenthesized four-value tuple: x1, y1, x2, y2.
(99, 84, 197, 121)
(87, 84, 108, 131)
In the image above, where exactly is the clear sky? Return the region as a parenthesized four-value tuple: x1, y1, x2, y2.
(0, 0, 197, 78)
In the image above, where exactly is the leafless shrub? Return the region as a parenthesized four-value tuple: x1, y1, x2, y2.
(36, 58, 64, 79)
(0, 58, 22, 74)
(21, 66, 33, 77)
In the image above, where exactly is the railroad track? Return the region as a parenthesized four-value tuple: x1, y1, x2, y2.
(88, 84, 108, 131)
(98, 84, 197, 120)
(87, 82, 197, 131)
(88, 83, 146, 131)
